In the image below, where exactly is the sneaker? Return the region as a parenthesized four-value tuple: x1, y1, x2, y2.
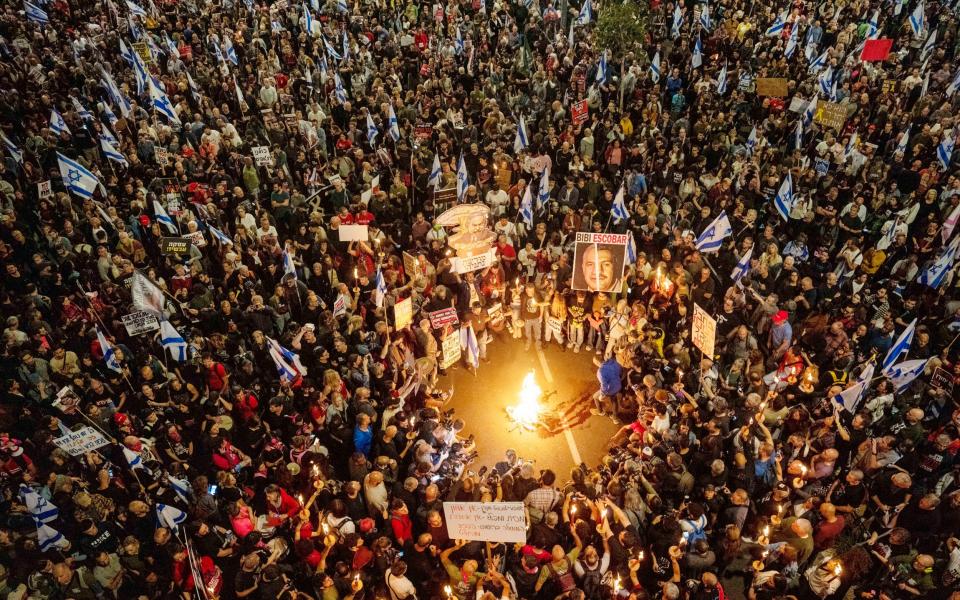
(567, 342, 574, 349)
(585, 345, 592, 351)
(589, 408, 602, 416)
(573, 345, 580, 353)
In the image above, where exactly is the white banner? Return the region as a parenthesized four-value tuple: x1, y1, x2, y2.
(131, 271, 165, 314)
(691, 303, 717, 358)
(122, 311, 160, 336)
(252, 146, 272, 166)
(442, 501, 527, 543)
(441, 329, 462, 368)
(452, 248, 497, 274)
(37, 180, 53, 199)
(54, 426, 111, 456)
(338, 224, 369, 242)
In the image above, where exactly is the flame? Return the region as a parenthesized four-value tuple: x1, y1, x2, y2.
(507, 371, 542, 431)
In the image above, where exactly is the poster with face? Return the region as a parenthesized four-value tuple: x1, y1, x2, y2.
(572, 232, 628, 293)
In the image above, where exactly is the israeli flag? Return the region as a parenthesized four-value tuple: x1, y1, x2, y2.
(746, 126, 758, 155)
(268, 339, 300, 383)
(843, 132, 858, 162)
(366, 112, 379, 146)
(388, 104, 400, 141)
(716, 62, 728, 94)
(896, 125, 911, 155)
(456, 152, 469, 202)
(918, 240, 958, 289)
(25, 0, 49, 25)
(765, 11, 786, 36)
(100, 137, 128, 167)
(50, 109, 70, 136)
(650, 52, 661, 83)
(303, 3, 314, 35)
(794, 119, 804, 150)
(671, 3, 683, 37)
(882, 318, 916, 374)
(946, 68, 960, 97)
(538, 167, 550, 211)
(803, 94, 818, 128)
(96, 326, 122, 372)
(164, 33, 180, 57)
(461, 323, 480, 368)
(834, 378, 869, 413)
(692, 36, 703, 69)
(596, 50, 608, 85)
(149, 78, 180, 125)
(234, 78, 244, 105)
(937, 134, 955, 169)
(611, 184, 629, 221)
(156, 504, 188, 531)
(267, 336, 307, 377)
(520, 186, 534, 227)
(324, 37, 342, 60)
(333, 73, 347, 103)
(428, 154, 442, 188)
(731, 246, 753, 285)
(784, 24, 798, 58)
(20, 485, 59, 524)
(773, 172, 794, 222)
(131, 49, 149, 95)
(159, 319, 188, 362)
(342, 30, 351, 61)
(514, 115, 529, 153)
(282, 249, 297, 279)
(126, 0, 147, 17)
(909, 0, 924, 37)
(167, 475, 191, 502)
(454, 27, 464, 55)
(71, 96, 95, 122)
(699, 4, 711, 30)
(0, 131, 23, 165)
(58, 152, 101, 199)
(225, 41, 238, 65)
(943, 203, 960, 244)
(37, 524, 69, 552)
(818, 66, 833, 97)
(153, 199, 178, 233)
(866, 9, 880, 38)
(123, 446, 146, 470)
(208, 224, 233, 246)
(808, 48, 829, 71)
(337, 0, 348, 12)
(374, 268, 387, 308)
(887, 358, 928, 392)
(695, 210, 732, 253)
(213, 42, 224, 63)
(101, 69, 132, 117)
(186, 70, 201, 102)
(577, 0, 591, 25)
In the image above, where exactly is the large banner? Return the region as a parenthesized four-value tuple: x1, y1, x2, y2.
(443, 501, 528, 543)
(571, 232, 628, 293)
(692, 303, 717, 358)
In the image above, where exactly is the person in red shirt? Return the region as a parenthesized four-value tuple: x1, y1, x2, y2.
(813, 502, 846, 551)
(203, 355, 230, 393)
(232, 386, 259, 423)
(264, 484, 302, 529)
(388, 499, 413, 545)
(496, 234, 518, 278)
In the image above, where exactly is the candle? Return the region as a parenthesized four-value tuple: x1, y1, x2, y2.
(444, 585, 453, 599)
(762, 525, 769, 538)
(354, 267, 359, 280)
(613, 576, 622, 594)
(322, 523, 330, 535)
(638, 550, 644, 560)
(570, 505, 577, 515)
(298, 494, 304, 505)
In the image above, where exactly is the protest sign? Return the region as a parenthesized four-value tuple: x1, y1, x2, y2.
(160, 237, 192, 255)
(571, 232, 628, 292)
(252, 146, 273, 166)
(185, 230, 207, 248)
(52, 387, 82, 415)
(547, 316, 565, 343)
(755, 78, 789, 97)
(402, 252, 419, 281)
(692, 303, 717, 358)
(487, 302, 503, 325)
(394, 297, 413, 330)
(571, 100, 589, 126)
(122, 311, 160, 336)
(54, 427, 111, 456)
(931, 367, 955, 394)
(452, 249, 496, 274)
(428, 307, 459, 329)
(415, 124, 433, 141)
(861, 38, 893, 62)
(443, 502, 527, 544)
(37, 180, 53, 199)
(132, 42, 153, 64)
(155, 146, 169, 166)
(441, 330, 462, 368)
(814, 102, 846, 131)
(815, 158, 830, 177)
(338, 224, 369, 242)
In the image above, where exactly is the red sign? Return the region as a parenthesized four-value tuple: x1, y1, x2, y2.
(415, 124, 433, 141)
(428, 307, 459, 329)
(861, 38, 893, 62)
(178, 43, 193, 61)
(571, 100, 589, 126)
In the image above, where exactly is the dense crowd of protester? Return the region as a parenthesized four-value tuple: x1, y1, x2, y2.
(2, 0, 960, 597)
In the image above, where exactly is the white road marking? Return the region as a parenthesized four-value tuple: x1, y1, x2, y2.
(537, 346, 583, 466)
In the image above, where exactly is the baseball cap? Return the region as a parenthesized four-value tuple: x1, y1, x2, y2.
(772, 310, 789, 323)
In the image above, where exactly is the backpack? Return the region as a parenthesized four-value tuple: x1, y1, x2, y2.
(546, 557, 577, 593)
(579, 562, 603, 600)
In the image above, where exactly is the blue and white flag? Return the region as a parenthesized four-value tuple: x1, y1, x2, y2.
(519, 186, 534, 227)
(650, 52, 661, 83)
(454, 27, 464, 55)
(156, 504, 188, 530)
(333, 73, 347, 103)
(456, 152, 469, 202)
(716, 62, 728, 94)
(887, 358, 928, 392)
(324, 37, 342, 60)
(126, 0, 147, 18)
(918, 239, 958, 289)
(461, 323, 480, 368)
(611, 184, 629, 221)
(374, 268, 387, 308)
(268, 336, 307, 377)
(946, 68, 960, 97)
(342, 30, 350, 61)
(50, 109, 70, 136)
(101, 69, 132, 117)
(625, 231, 637, 265)
(37, 524, 69, 552)
(896, 125, 911, 155)
(208, 224, 233, 246)
(537, 167, 550, 211)
(765, 11, 786, 36)
(20, 485, 59, 524)
(671, 3, 683, 38)
(268, 337, 301, 383)
(186, 70, 202, 102)
(746, 126, 758, 155)
(153, 199, 178, 233)
(123, 446, 146, 470)
(568, 20, 575, 47)
(695, 210, 732, 253)
(58, 152, 101, 199)
(866, 9, 880, 38)
(731, 246, 753, 285)
(167, 475, 191, 502)
(71, 96, 94, 122)
(514, 115, 529, 153)
(773, 172, 794, 222)
(699, 4, 711, 30)
(428, 154, 442, 188)
(803, 94, 818, 129)
(159, 319, 188, 362)
(337, 0, 348, 12)
(282, 249, 297, 279)
(131, 49, 149, 96)
(225, 41, 238, 65)
(388, 104, 400, 141)
(24, 0, 49, 25)
(692, 35, 703, 68)
(596, 50, 608, 85)
(818, 66, 833, 97)
(843, 132, 858, 162)
(164, 33, 180, 57)
(213, 42, 225, 63)
(366, 112, 379, 146)
(0, 131, 23, 165)
(303, 3, 315, 35)
(937, 134, 955, 169)
(795, 116, 805, 149)
(882, 318, 916, 374)
(577, 0, 591, 25)
(784, 24, 798, 58)
(909, 0, 924, 37)
(96, 326, 122, 372)
(808, 48, 829, 71)
(149, 78, 180, 124)
(834, 378, 869, 413)
(100, 136, 128, 167)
